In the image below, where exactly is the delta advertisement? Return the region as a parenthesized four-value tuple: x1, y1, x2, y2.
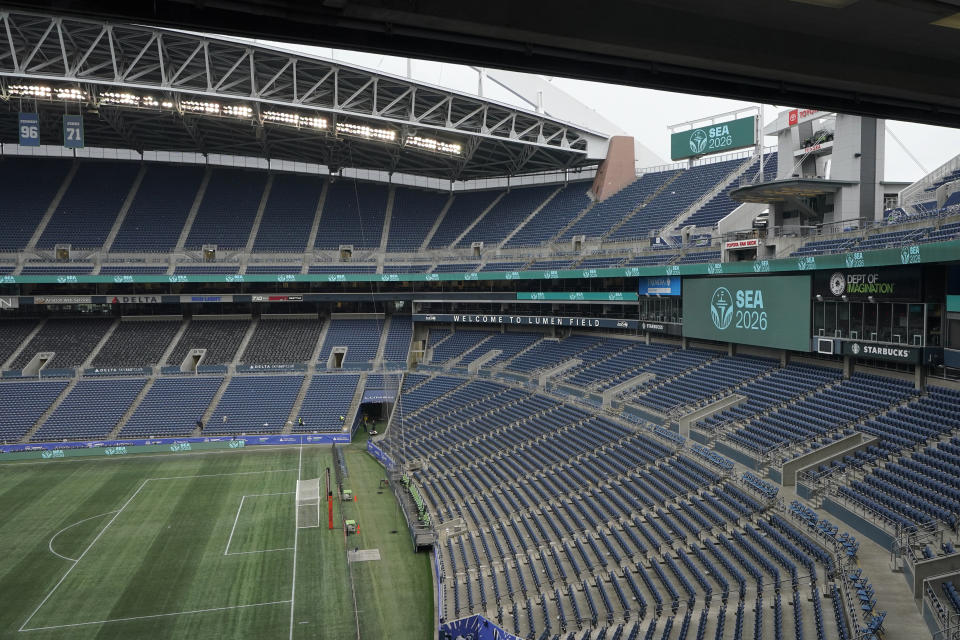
(682, 275, 812, 351)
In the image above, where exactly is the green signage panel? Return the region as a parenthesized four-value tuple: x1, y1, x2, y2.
(516, 291, 638, 301)
(949, 295, 960, 313)
(671, 116, 756, 161)
(0, 240, 956, 286)
(683, 274, 811, 351)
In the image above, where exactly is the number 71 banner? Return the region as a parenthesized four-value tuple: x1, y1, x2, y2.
(63, 114, 84, 149)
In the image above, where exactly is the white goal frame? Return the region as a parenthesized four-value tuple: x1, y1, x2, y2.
(295, 478, 321, 529)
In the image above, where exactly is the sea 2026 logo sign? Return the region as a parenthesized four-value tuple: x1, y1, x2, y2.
(689, 129, 708, 154)
(845, 252, 865, 269)
(900, 245, 920, 265)
(710, 285, 768, 332)
(710, 287, 734, 330)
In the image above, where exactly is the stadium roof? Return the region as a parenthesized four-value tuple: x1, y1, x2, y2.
(8, 0, 960, 129)
(0, 10, 609, 180)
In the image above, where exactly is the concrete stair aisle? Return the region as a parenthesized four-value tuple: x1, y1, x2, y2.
(242, 173, 275, 254)
(283, 316, 331, 434)
(20, 377, 80, 443)
(283, 373, 313, 435)
(2, 318, 47, 370)
(601, 170, 683, 241)
(101, 163, 147, 253)
(497, 185, 563, 249)
(80, 318, 121, 370)
(302, 180, 330, 273)
(198, 376, 233, 433)
(25, 161, 79, 251)
(109, 376, 157, 438)
(424, 329, 455, 364)
(547, 199, 597, 245)
(174, 166, 212, 249)
(233, 318, 261, 364)
(419, 194, 455, 251)
(312, 316, 332, 368)
(657, 153, 757, 241)
(443, 334, 495, 370)
(447, 191, 507, 250)
(633, 351, 723, 398)
(377, 185, 396, 255)
(372, 315, 392, 367)
(343, 372, 368, 434)
(492, 333, 545, 371)
(158, 319, 191, 367)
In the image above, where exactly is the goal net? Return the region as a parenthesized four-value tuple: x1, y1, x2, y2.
(296, 478, 321, 529)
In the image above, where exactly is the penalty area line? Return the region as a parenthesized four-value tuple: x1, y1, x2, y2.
(47, 511, 119, 562)
(19, 600, 293, 632)
(19, 481, 148, 632)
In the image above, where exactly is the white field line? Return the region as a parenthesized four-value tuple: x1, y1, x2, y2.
(23, 468, 300, 631)
(47, 511, 119, 562)
(224, 492, 296, 555)
(20, 600, 292, 632)
(224, 496, 247, 556)
(150, 468, 297, 481)
(225, 548, 295, 556)
(288, 442, 303, 640)
(19, 481, 148, 632)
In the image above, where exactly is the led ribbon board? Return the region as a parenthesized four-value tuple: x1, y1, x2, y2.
(682, 275, 812, 351)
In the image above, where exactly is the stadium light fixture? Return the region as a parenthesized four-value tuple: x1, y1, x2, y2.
(55, 88, 86, 101)
(222, 104, 253, 118)
(262, 110, 328, 130)
(100, 91, 161, 108)
(8, 84, 52, 98)
(181, 99, 221, 115)
(405, 135, 463, 156)
(336, 121, 397, 142)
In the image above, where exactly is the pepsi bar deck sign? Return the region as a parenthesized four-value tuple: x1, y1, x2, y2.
(19, 112, 40, 146)
(63, 114, 84, 149)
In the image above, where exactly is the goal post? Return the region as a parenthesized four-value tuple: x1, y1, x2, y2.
(296, 478, 321, 529)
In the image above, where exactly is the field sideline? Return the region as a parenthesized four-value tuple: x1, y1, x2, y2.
(0, 442, 433, 639)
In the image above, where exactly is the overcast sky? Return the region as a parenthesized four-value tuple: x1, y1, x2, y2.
(269, 42, 960, 183)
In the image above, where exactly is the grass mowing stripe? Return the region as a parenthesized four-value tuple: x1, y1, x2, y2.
(288, 441, 302, 640)
(19, 599, 293, 632)
(19, 479, 148, 632)
(0, 445, 431, 639)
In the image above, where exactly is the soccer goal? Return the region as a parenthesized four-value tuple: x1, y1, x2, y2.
(296, 478, 321, 529)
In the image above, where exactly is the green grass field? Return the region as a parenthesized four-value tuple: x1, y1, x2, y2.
(0, 441, 433, 639)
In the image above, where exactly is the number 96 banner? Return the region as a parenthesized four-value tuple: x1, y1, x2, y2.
(18, 112, 40, 146)
(682, 274, 812, 351)
(63, 114, 84, 149)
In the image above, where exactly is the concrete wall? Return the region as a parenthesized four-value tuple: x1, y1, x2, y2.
(780, 432, 876, 486)
(913, 557, 960, 600)
(821, 497, 895, 550)
(677, 394, 745, 439)
(713, 441, 762, 470)
(592, 135, 636, 201)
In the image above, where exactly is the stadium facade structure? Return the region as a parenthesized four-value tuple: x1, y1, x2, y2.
(3, 10, 960, 640)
